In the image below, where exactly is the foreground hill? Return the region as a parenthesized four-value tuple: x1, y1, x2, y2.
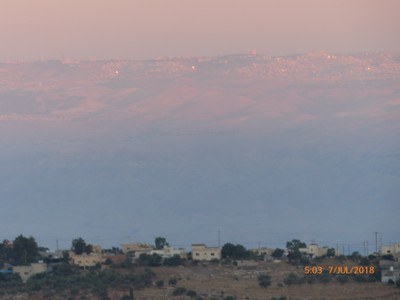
(1, 260, 399, 299)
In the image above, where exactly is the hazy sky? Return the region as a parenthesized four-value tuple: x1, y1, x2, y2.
(1, 0, 399, 61)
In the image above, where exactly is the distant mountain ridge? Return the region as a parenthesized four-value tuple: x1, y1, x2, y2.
(0, 52, 399, 124)
(0, 52, 399, 249)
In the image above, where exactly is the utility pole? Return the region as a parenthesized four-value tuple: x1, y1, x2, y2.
(218, 230, 221, 248)
(374, 232, 379, 254)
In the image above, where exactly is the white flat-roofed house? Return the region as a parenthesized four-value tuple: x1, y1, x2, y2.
(150, 246, 186, 259)
(299, 243, 328, 258)
(380, 260, 400, 283)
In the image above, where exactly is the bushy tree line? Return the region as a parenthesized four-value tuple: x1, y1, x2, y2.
(0, 236, 39, 266)
(138, 253, 185, 267)
(0, 263, 154, 299)
(221, 243, 253, 260)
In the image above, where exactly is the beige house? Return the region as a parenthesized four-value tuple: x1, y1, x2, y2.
(120, 243, 154, 260)
(121, 243, 153, 254)
(191, 244, 221, 261)
(13, 262, 47, 283)
(299, 243, 328, 258)
(251, 247, 275, 257)
(91, 244, 102, 253)
(69, 252, 103, 269)
(150, 246, 187, 259)
(381, 243, 400, 259)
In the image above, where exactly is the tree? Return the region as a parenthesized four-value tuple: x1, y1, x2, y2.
(0, 240, 15, 263)
(221, 243, 250, 259)
(154, 237, 169, 250)
(12, 235, 39, 265)
(286, 239, 306, 251)
(286, 239, 307, 264)
(71, 237, 92, 255)
(272, 248, 284, 259)
(350, 251, 362, 261)
(327, 248, 335, 257)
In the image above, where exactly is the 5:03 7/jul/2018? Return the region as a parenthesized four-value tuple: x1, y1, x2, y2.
(304, 265, 375, 275)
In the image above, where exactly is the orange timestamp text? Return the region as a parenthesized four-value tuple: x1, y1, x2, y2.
(304, 265, 375, 275)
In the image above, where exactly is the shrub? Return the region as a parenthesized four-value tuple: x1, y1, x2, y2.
(156, 280, 164, 288)
(186, 289, 197, 297)
(305, 274, 316, 284)
(318, 273, 332, 284)
(172, 287, 187, 296)
(352, 274, 372, 283)
(168, 278, 177, 286)
(191, 260, 199, 266)
(163, 255, 184, 266)
(138, 253, 162, 267)
(336, 275, 349, 284)
(258, 274, 272, 288)
(283, 273, 305, 285)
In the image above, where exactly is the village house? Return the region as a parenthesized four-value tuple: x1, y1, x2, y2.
(69, 252, 103, 269)
(120, 243, 154, 259)
(68, 244, 105, 269)
(299, 243, 328, 258)
(379, 260, 400, 283)
(13, 262, 47, 283)
(191, 244, 221, 261)
(380, 243, 400, 259)
(150, 246, 187, 259)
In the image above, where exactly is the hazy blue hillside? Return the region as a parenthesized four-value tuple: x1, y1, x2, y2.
(0, 53, 399, 250)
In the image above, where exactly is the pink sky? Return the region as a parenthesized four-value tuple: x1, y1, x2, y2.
(0, 0, 399, 61)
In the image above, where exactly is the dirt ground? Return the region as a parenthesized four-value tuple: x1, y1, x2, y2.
(131, 262, 400, 300)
